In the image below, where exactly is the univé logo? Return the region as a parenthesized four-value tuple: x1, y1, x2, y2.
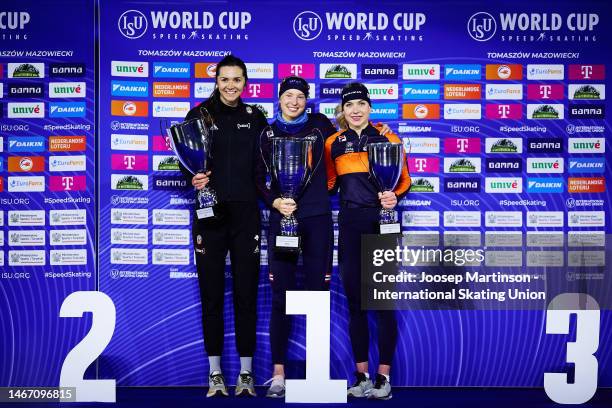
(467, 12, 497, 41)
(293, 11, 323, 41)
(118, 10, 148, 39)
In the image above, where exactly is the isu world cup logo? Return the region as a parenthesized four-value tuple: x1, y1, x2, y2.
(293, 11, 323, 41)
(467, 12, 496, 41)
(118, 10, 148, 39)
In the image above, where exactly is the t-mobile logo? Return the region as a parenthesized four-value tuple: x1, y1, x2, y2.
(498, 105, 510, 118)
(457, 138, 468, 152)
(581, 65, 593, 79)
(123, 155, 136, 170)
(291, 64, 303, 76)
(539, 85, 552, 99)
(62, 176, 74, 191)
(414, 158, 427, 172)
(249, 83, 261, 97)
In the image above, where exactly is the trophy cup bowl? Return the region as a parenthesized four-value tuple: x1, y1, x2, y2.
(367, 142, 404, 234)
(165, 112, 217, 219)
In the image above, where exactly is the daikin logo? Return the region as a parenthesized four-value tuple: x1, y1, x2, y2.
(118, 10, 148, 39)
(527, 178, 564, 193)
(49, 102, 86, 118)
(444, 64, 481, 80)
(402, 84, 439, 100)
(153, 62, 190, 78)
(111, 80, 148, 97)
(568, 158, 605, 174)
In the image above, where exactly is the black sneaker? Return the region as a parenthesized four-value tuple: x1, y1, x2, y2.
(347, 372, 373, 398)
(368, 373, 392, 400)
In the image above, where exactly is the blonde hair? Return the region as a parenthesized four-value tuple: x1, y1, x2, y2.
(334, 103, 347, 130)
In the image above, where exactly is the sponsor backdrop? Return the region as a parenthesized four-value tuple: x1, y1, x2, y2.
(2, 0, 612, 390)
(0, 0, 97, 386)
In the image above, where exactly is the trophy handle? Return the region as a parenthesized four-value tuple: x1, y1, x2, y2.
(304, 128, 324, 187)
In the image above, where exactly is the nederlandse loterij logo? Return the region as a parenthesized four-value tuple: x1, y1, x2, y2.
(293, 11, 323, 40)
(118, 10, 148, 39)
(467, 12, 497, 41)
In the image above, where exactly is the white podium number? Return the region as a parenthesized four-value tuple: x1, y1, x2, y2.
(285, 291, 347, 403)
(544, 293, 600, 404)
(60, 291, 116, 402)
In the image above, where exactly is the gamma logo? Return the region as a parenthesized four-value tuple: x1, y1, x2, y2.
(467, 12, 496, 41)
(293, 11, 323, 41)
(118, 10, 148, 39)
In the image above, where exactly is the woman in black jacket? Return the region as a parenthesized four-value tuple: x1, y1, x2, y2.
(180, 55, 268, 398)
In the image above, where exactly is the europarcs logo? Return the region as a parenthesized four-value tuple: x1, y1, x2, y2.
(118, 10, 148, 39)
(467, 12, 496, 41)
(293, 11, 323, 41)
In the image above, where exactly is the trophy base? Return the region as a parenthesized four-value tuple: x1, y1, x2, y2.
(380, 223, 401, 234)
(196, 207, 215, 220)
(275, 235, 301, 253)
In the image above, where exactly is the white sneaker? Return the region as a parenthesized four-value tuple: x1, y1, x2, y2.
(265, 375, 285, 398)
(207, 372, 228, 397)
(368, 373, 392, 400)
(347, 372, 373, 398)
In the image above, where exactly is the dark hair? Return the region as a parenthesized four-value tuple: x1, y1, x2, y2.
(204, 54, 248, 110)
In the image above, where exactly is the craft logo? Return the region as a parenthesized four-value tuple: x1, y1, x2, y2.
(111, 134, 148, 151)
(365, 83, 398, 100)
(8, 137, 45, 152)
(568, 177, 605, 193)
(527, 104, 564, 119)
(486, 158, 522, 173)
(444, 138, 480, 154)
(48, 155, 87, 172)
(569, 104, 605, 119)
(49, 63, 85, 77)
(7, 102, 44, 118)
(486, 138, 522, 153)
(409, 177, 439, 193)
(485, 104, 521, 119)
(527, 138, 563, 153)
(568, 84, 605, 100)
(49, 175, 86, 191)
(153, 155, 180, 171)
(111, 80, 149, 97)
(118, 9, 148, 39)
(49, 102, 86, 118)
(568, 158, 605, 174)
(362, 64, 398, 79)
(152, 101, 190, 117)
(0, 11, 31, 40)
(444, 64, 481, 80)
(526, 64, 564, 80)
(111, 61, 149, 77)
(153, 176, 188, 190)
(486, 64, 522, 80)
(526, 84, 563, 100)
(485, 177, 522, 193)
(111, 154, 148, 171)
(444, 84, 481, 100)
(111, 100, 148, 117)
(320, 63, 357, 79)
(405, 137, 439, 153)
(403, 64, 439, 80)
(370, 103, 398, 119)
(526, 178, 563, 193)
(408, 157, 439, 173)
(444, 104, 481, 119)
(402, 84, 440, 100)
(568, 64, 605, 80)
(245, 63, 274, 79)
(468, 12, 599, 42)
(241, 83, 273, 98)
(111, 174, 148, 190)
(293, 11, 426, 41)
(194, 63, 217, 78)
(568, 138, 604, 153)
(49, 136, 86, 152)
(8, 63, 44, 78)
(49, 82, 86, 98)
(527, 158, 564, 174)
(8, 176, 45, 192)
(7, 156, 44, 172)
(153, 62, 190, 78)
(402, 103, 440, 119)
(8, 83, 43, 98)
(278, 63, 315, 79)
(153, 82, 190, 98)
(320, 84, 344, 97)
(118, 10, 252, 40)
(485, 84, 522, 100)
(194, 82, 215, 98)
(444, 177, 481, 192)
(444, 157, 481, 173)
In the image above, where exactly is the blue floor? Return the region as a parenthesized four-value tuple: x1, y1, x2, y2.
(3, 387, 610, 407)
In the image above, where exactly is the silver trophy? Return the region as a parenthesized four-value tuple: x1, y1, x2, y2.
(264, 129, 322, 252)
(164, 107, 217, 219)
(367, 142, 405, 234)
